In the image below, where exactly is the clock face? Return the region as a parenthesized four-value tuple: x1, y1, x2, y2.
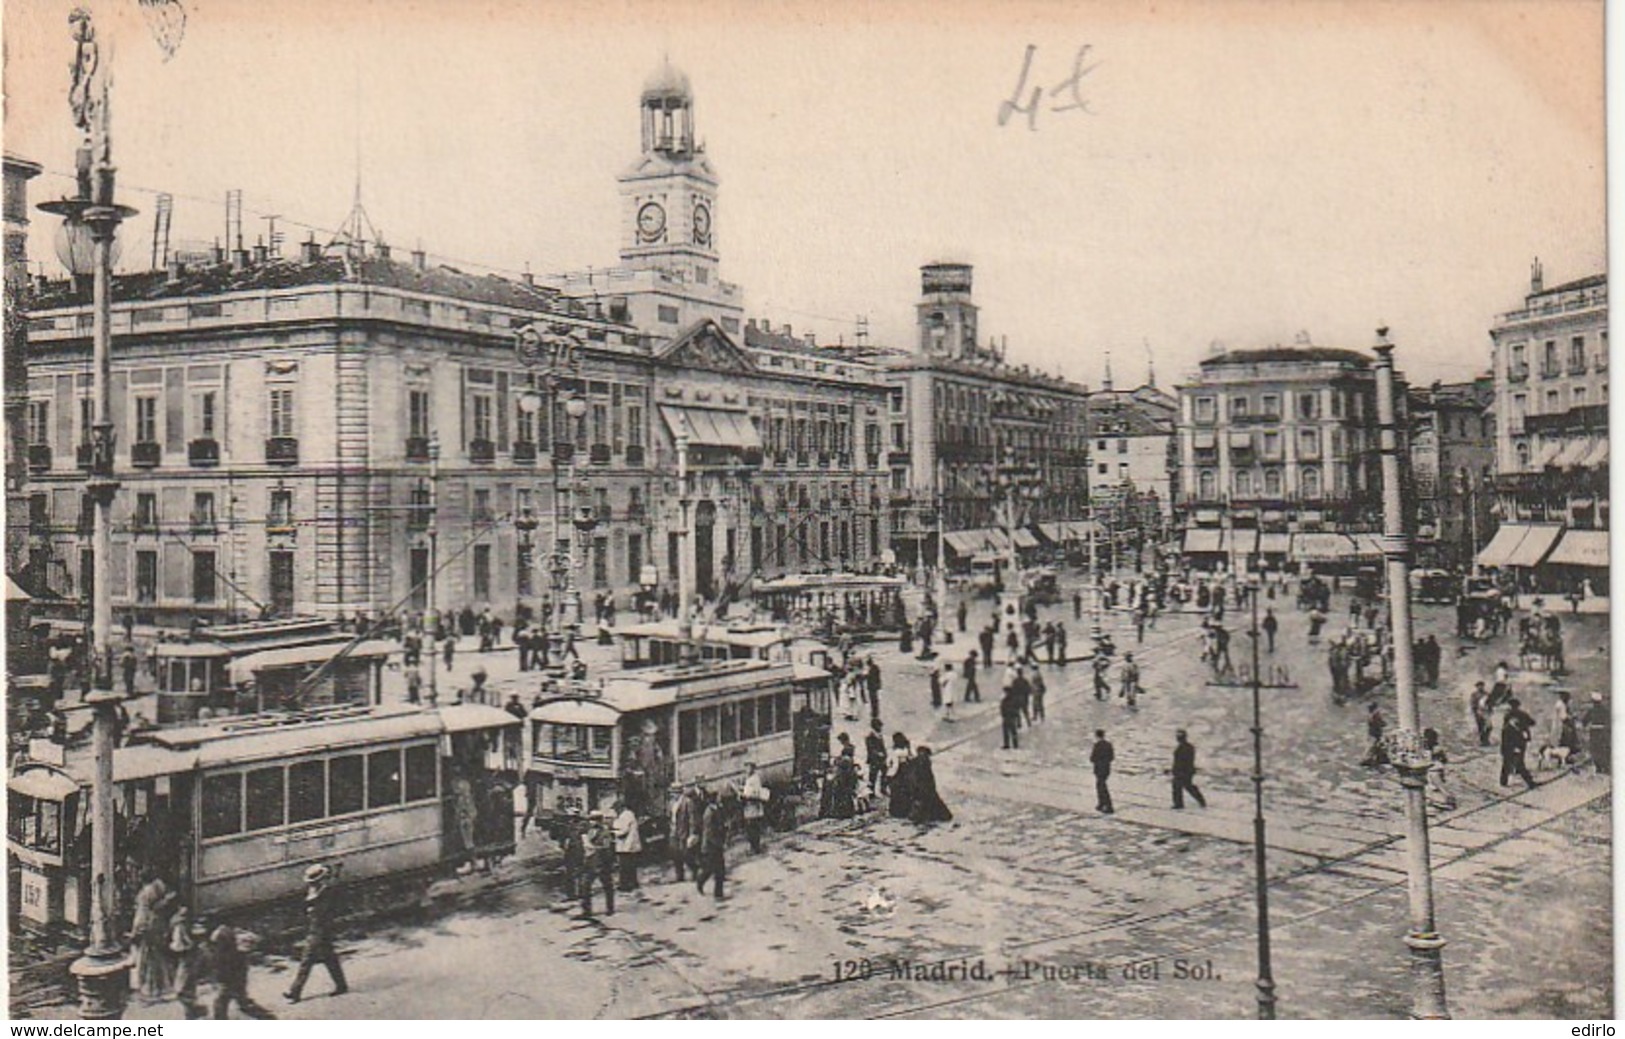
(692, 202, 712, 245)
(637, 201, 666, 242)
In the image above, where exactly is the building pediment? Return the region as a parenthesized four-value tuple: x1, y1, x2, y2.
(655, 319, 756, 375)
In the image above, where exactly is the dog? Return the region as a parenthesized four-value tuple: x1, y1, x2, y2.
(1536, 743, 1574, 770)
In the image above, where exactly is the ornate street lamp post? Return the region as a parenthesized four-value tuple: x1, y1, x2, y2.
(1247, 574, 1277, 1018)
(38, 9, 137, 1019)
(1373, 331, 1450, 1019)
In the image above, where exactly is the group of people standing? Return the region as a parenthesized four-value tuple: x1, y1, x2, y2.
(825, 724, 952, 824)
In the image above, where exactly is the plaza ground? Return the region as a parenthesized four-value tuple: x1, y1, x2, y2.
(24, 574, 1614, 1019)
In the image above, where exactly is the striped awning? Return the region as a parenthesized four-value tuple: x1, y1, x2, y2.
(1554, 439, 1593, 469)
(1013, 528, 1041, 550)
(1475, 524, 1528, 568)
(1581, 439, 1610, 469)
(1259, 533, 1292, 554)
(1546, 529, 1609, 568)
(1504, 524, 1563, 568)
(1293, 532, 1357, 562)
(658, 405, 762, 450)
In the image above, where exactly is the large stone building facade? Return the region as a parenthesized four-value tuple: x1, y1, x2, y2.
(880, 263, 1091, 567)
(5, 153, 42, 587)
(1175, 345, 1398, 572)
(1407, 377, 1497, 570)
(19, 65, 897, 627)
(1481, 264, 1608, 586)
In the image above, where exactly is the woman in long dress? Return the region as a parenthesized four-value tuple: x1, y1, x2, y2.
(887, 734, 915, 819)
(908, 747, 953, 824)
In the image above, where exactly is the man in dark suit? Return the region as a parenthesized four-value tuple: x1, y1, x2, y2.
(1500, 699, 1537, 790)
(284, 864, 348, 1003)
(1172, 730, 1207, 809)
(1090, 730, 1115, 814)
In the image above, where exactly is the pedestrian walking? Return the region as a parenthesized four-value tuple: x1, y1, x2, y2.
(1119, 652, 1140, 709)
(1422, 728, 1457, 810)
(1262, 609, 1278, 653)
(1499, 702, 1536, 790)
(695, 791, 727, 900)
(929, 665, 943, 709)
(121, 647, 138, 697)
(1360, 700, 1389, 766)
(1055, 623, 1068, 666)
(1073, 591, 1083, 619)
(442, 634, 456, 672)
(1171, 730, 1207, 809)
(963, 652, 981, 703)
(1090, 730, 1115, 814)
(1092, 652, 1111, 701)
(669, 786, 697, 881)
(1011, 664, 1032, 725)
(169, 906, 205, 1019)
(740, 762, 768, 853)
(957, 599, 968, 633)
(612, 800, 642, 891)
(865, 721, 888, 797)
(208, 921, 274, 1019)
(1584, 692, 1610, 775)
(999, 686, 1022, 750)
(941, 661, 958, 723)
(284, 864, 348, 1003)
(1469, 681, 1492, 747)
(1029, 668, 1046, 722)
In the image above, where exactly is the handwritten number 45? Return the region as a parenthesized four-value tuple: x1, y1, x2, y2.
(999, 44, 1100, 130)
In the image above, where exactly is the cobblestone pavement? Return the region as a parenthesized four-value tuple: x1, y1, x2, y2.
(101, 577, 1610, 1020)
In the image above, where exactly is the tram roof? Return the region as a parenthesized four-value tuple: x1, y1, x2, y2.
(616, 620, 789, 648)
(531, 659, 795, 719)
(20, 704, 519, 790)
(754, 573, 907, 591)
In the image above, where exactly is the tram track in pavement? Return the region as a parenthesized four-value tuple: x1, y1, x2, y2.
(637, 768, 1606, 1019)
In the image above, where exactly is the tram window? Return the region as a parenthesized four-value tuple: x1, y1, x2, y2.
(245, 767, 286, 831)
(739, 701, 758, 741)
(8, 794, 61, 854)
(288, 760, 327, 824)
(368, 749, 403, 807)
(329, 755, 364, 815)
(678, 711, 698, 755)
(591, 728, 613, 762)
(756, 696, 774, 737)
(201, 773, 243, 838)
(774, 692, 791, 733)
(720, 702, 738, 745)
(404, 744, 438, 802)
(698, 706, 720, 751)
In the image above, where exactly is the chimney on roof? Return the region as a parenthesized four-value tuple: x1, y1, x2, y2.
(212, 239, 225, 265)
(746, 319, 757, 332)
(33, 273, 50, 296)
(411, 248, 426, 271)
(804, 333, 816, 347)
(376, 241, 391, 261)
(300, 235, 321, 264)
(252, 237, 269, 265)
(165, 257, 185, 286)
(521, 271, 535, 287)
(1531, 257, 1544, 294)
(586, 300, 603, 320)
(230, 246, 249, 271)
(783, 324, 793, 338)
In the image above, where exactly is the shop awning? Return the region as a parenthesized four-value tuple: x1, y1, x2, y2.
(6, 576, 31, 603)
(1259, 533, 1292, 554)
(1069, 520, 1102, 540)
(1554, 439, 1593, 469)
(1348, 533, 1385, 559)
(943, 531, 983, 556)
(1183, 529, 1224, 554)
(1228, 529, 1259, 555)
(1504, 524, 1564, 568)
(1535, 439, 1565, 468)
(1546, 529, 1610, 568)
(1039, 523, 1069, 542)
(227, 638, 397, 683)
(1475, 524, 1529, 568)
(1194, 509, 1223, 525)
(1013, 528, 1040, 550)
(1581, 439, 1610, 469)
(1293, 532, 1356, 562)
(658, 405, 762, 450)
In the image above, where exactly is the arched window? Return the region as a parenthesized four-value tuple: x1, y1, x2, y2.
(1198, 469, 1216, 500)
(1301, 467, 1321, 499)
(1264, 469, 1282, 496)
(1515, 441, 1531, 470)
(1234, 470, 1252, 496)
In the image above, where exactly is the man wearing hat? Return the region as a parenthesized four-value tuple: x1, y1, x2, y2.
(669, 785, 696, 882)
(1171, 730, 1206, 809)
(284, 863, 348, 1003)
(1584, 692, 1610, 776)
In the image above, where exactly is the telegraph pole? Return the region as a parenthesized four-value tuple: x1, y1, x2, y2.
(1373, 331, 1450, 1019)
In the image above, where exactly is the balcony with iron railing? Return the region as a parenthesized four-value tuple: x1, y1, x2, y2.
(190, 513, 217, 536)
(188, 438, 220, 467)
(26, 444, 52, 473)
(469, 438, 496, 465)
(131, 441, 161, 468)
(265, 436, 299, 465)
(589, 444, 612, 465)
(624, 444, 645, 468)
(1507, 363, 1529, 383)
(511, 440, 537, 465)
(405, 436, 431, 463)
(76, 443, 96, 471)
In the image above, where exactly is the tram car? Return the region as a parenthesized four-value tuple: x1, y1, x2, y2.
(752, 573, 907, 640)
(615, 619, 833, 672)
(523, 657, 831, 843)
(1410, 569, 1460, 605)
(7, 703, 520, 933)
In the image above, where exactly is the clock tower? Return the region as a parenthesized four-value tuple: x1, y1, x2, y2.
(619, 59, 720, 283)
(916, 262, 983, 360)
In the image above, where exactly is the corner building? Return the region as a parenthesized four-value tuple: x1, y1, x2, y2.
(20, 63, 897, 626)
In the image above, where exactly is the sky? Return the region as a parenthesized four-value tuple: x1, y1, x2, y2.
(2, 0, 1607, 389)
